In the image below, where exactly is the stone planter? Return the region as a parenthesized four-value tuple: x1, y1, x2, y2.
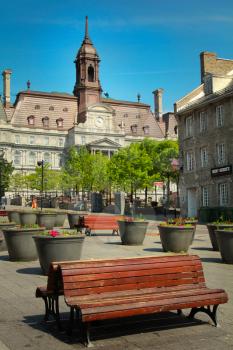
(54, 212, 67, 227)
(37, 212, 57, 229)
(118, 220, 148, 245)
(0, 222, 16, 251)
(7, 210, 21, 225)
(67, 212, 80, 229)
(215, 229, 233, 264)
(207, 223, 233, 251)
(158, 225, 195, 253)
(3, 227, 44, 261)
(33, 234, 85, 275)
(20, 211, 38, 226)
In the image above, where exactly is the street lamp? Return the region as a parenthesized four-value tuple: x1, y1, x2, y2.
(0, 149, 6, 207)
(37, 160, 44, 211)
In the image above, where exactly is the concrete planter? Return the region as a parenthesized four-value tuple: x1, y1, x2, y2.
(33, 234, 85, 275)
(0, 222, 16, 251)
(20, 211, 38, 226)
(54, 212, 67, 227)
(216, 229, 233, 264)
(7, 210, 21, 225)
(158, 225, 195, 253)
(207, 223, 233, 251)
(3, 227, 44, 261)
(36, 212, 57, 229)
(67, 213, 80, 229)
(118, 221, 148, 245)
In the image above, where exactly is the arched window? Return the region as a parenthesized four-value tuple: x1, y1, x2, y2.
(63, 107, 68, 112)
(14, 151, 21, 165)
(29, 151, 36, 166)
(143, 125, 150, 135)
(88, 65, 94, 82)
(49, 106, 54, 111)
(56, 118, 63, 128)
(44, 152, 51, 164)
(35, 105, 40, 110)
(42, 117, 49, 128)
(27, 115, 35, 126)
(131, 124, 137, 133)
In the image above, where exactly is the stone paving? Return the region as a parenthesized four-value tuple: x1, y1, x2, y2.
(0, 221, 233, 349)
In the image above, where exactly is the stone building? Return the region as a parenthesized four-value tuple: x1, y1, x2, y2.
(0, 17, 176, 176)
(175, 52, 233, 218)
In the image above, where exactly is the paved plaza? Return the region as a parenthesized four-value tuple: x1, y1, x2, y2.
(0, 220, 233, 350)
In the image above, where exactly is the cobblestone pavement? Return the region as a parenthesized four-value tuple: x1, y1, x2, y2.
(0, 221, 233, 350)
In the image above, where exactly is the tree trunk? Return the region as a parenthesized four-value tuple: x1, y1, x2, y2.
(145, 187, 148, 205)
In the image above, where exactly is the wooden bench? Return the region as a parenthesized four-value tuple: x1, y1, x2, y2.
(77, 215, 121, 236)
(57, 254, 228, 347)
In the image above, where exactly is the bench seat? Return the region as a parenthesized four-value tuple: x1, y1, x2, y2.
(77, 215, 121, 236)
(57, 254, 228, 347)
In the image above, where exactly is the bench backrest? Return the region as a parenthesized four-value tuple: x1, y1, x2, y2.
(58, 255, 205, 299)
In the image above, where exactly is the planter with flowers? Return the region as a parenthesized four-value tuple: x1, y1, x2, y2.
(33, 229, 85, 275)
(215, 228, 233, 264)
(207, 218, 233, 251)
(20, 210, 38, 226)
(36, 211, 57, 229)
(117, 216, 149, 245)
(158, 218, 195, 253)
(3, 224, 44, 261)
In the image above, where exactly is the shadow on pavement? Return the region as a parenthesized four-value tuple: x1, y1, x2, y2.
(200, 257, 223, 263)
(0, 254, 9, 261)
(23, 311, 205, 346)
(16, 267, 43, 275)
(191, 247, 214, 251)
(144, 247, 164, 252)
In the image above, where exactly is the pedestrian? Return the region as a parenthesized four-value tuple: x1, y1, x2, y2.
(31, 197, 38, 209)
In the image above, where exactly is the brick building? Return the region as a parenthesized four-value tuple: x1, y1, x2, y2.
(175, 52, 233, 219)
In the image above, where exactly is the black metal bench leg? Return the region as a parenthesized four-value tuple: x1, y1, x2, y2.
(54, 295, 62, 331)
(42, 296, 50, 321)
(188, 305, 219, 327)
(67, 307, 75, 336)
(177, 309, 183, 315)
(82, 322, 93, 348)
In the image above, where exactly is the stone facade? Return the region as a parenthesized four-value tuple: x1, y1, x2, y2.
(175, 52, 233, 217)
(0, 17, 177, 175)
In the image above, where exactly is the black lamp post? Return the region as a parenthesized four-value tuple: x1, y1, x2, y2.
(37, 160, 44, 211)
(0, 149, 6, 206)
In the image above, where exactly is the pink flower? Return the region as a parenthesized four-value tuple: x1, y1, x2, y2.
(49, 230, 59, 237)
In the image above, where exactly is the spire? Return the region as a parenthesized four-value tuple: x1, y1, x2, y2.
(83, 15, 92, 45)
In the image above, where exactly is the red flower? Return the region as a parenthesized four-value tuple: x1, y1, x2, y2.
(49, 230, 59, 237)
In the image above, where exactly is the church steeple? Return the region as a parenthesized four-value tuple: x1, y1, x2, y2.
(73, 16, 102, 121)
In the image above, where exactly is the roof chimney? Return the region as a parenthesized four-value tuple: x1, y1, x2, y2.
(2, 69, 12, 108)
(153, 88, 164, 121)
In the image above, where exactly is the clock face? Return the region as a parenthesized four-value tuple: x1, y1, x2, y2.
(95, 116, 104, 127)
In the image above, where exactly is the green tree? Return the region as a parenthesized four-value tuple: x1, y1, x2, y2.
(0, 157, 14, 197)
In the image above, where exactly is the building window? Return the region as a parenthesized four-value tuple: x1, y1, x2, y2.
(143, 126, 150, 135)
(216, 143, 225, 164)
(44, 136, 49, 146)
(58, 138, 64, 147)
(186, 151, 194, 171)
(218, 183, 229, 206)
(56, 118, 63, 128)
(35, 105, 40, 110)
(58, 154, 63, 167)
(202, 187, 209, 207)
(136, 114, 141, 119)
(174, 125, 178, 135)
(131, 124, 137, 133)
(42, 117, 49, 128)
(199, 111, 207, 132)
(29, 135, 35, 145)
(27, 115, 35, 126)
(14, 151, 21, 166)
(49, 106, 54, 111)
(216, 105, 224, 127)
(88, 65, 94, 82)
(124, 113, 128, 118)
(15, 135, 20, 144)
(185, 115, 193, 137)
(200, 147, 208, 167)
(44, 152, 51, 164)
(29, 151, 36, 166)
(81, 136, 86, 145)
(63, 107, 68, 112)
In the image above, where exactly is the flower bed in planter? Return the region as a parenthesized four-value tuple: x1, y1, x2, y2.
(33, 229, 85, 275)
(158, 221, 195, 253)
(215, 228, 233, 264)
(3, 225, 44, 261)
(118, 217, 148, 245)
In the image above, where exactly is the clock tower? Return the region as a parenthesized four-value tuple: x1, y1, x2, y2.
(74, 16, 102, 123)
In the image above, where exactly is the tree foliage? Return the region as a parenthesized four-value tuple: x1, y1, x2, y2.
(0, 157, 14, 196)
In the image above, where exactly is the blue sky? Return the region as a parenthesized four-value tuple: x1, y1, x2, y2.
(0, 0, 233, 112)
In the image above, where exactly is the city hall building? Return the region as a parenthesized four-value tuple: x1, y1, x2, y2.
(0, 17, 176, 175)
(175, 52, 233, 218)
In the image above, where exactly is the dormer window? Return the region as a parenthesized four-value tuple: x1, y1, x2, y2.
(88, 65, 94, 82)
(27, 115, 35, 126)
(49, 106, 54, 111)
(136, 114, 141, 119)
(131, 124, 137, 133)
(35, 105, 40, 110)
(143, 125, 150, 135)
(42, 117, 49, 128)
(56, 118, 63, 128)
(124, 113, 128, 118)
(63, 107, 68, 112)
